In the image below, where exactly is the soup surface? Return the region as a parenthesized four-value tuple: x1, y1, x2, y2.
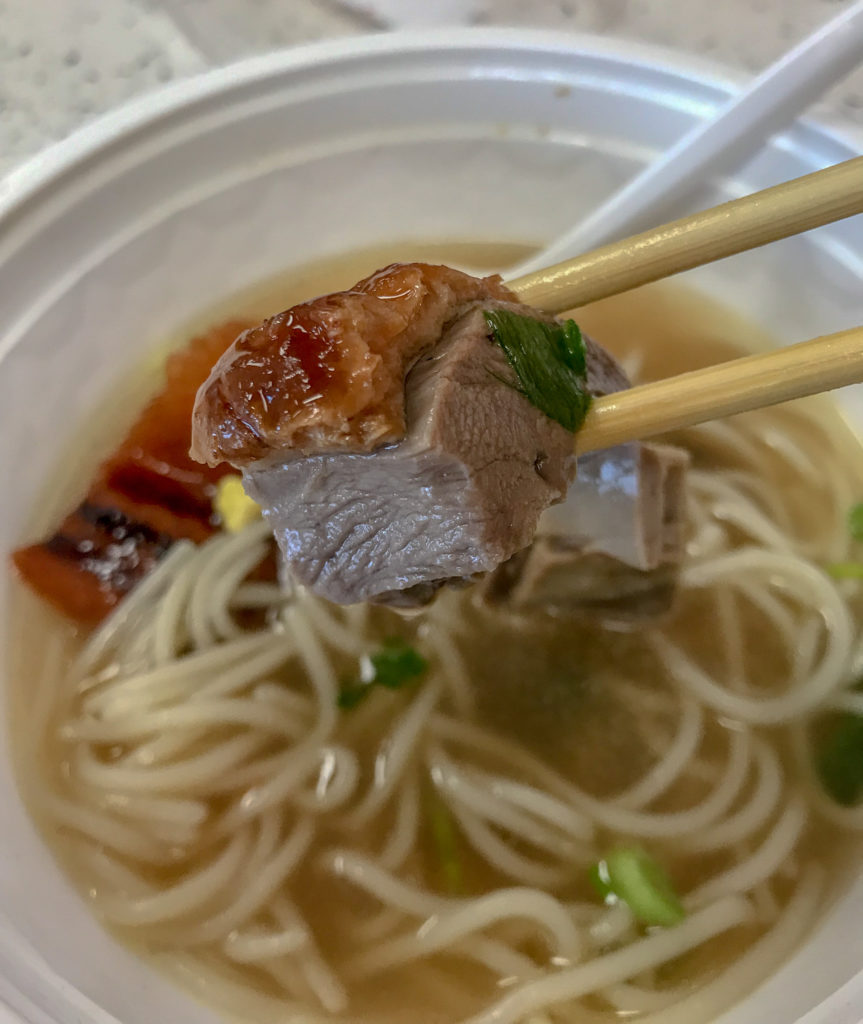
(8, 243, 863, 1024)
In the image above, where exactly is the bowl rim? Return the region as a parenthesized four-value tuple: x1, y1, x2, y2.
(2, 26, 863, 229)
(1, 24, 862, 1024)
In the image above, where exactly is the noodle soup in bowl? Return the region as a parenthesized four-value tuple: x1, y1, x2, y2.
(2, 30, 863, 1024)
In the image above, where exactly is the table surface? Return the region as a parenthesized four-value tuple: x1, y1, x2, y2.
(2, 0, 862, 180)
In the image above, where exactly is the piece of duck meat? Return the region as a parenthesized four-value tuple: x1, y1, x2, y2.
(538, 441, 690, 569)
(482, 544, 680, 625)
(190, 263, 634, 606)
(482, 442, 689, 624)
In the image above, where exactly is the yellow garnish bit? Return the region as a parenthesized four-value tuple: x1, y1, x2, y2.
(215, 475, 261, 533)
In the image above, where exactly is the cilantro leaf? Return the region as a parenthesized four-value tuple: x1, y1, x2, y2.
(483, 309, 592, 433)
(338, 638, 428, 710)
(369, 639, 427, 690)
(336, 685, 370, 710)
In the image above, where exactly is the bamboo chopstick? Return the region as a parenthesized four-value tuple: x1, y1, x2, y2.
(508, 156, 863, 313)
(575, 325, 863, 454)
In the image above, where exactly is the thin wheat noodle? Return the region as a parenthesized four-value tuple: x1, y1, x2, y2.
(430, 750, 584, 860)
(291, 745, 361, 814)
(63, 698, 311, 743)
(461, 896, 752, 1024)
(72, 542, 197, 678)
(345, 682, 441, 828)
(586, 903, 636, 948)
(611, 696, 703, 810)
(671, 549, 853, 721)
(424, 621, 476, 718)
(456, 936, 542, 981)
(378, 769, 421, 870)
(346, 887, 583, 978)
(685, 797, 808, 907)
(271, 897, 348, 1014)
(178, 817, 315, 944)
(99, 827, 254, 926)
(101, 792, 209, 828)
(573, 729, 751, 838)
(223, 924, 307, 962)
(158, 949, 318, 1023)
(639, 868, 824, 1024)
(603, 982, 682, 1013)
(73, 732, 268, 794)
(152, 560, 197, 665)
(677, 738, 784, 852)
(82, 633, 288, 714)
(323, 849, 450, 917)
(454, 767, 594, 842)
(451, 802, 580, 889)
(41, 793, 173, 863)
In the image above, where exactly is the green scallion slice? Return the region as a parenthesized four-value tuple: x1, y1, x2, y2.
(591, 847, 685, 928)
(427, 790, 464, 895)
(337, 638, 428, 710)
(849, 503, 863, 543)
(817, 713, 863, 806)
(826, 562, 863, 580)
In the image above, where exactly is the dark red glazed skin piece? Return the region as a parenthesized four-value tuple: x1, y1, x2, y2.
(12, 320, 251, 624)
(13, 498, 173, 623)
(191, 263, 516, 467)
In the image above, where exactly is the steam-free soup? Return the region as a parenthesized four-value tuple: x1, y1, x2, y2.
(8, 244, 863, 1024)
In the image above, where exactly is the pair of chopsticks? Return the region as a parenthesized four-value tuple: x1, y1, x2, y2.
(507, 156, 863, 454)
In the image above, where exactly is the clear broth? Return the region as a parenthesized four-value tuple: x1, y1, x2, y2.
(8, 241, 863, 1024)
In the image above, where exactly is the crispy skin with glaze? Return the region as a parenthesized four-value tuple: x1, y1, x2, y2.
(12, 320, 249, 623)
(190, 263, 515, 466)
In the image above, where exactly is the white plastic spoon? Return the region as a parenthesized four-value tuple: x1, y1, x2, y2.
(511, 0, 863, 277)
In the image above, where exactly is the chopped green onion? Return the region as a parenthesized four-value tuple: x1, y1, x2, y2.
(825, 562, 863, 580)
(368, 639, 427, 690)
(824, 505, 863, 578)
(427, 790, 464, 895)
(849, 503, 863, 543)
(588, 860, 616, 905)
(335, 685, 369, 710)
(338, 637, 428, 710)
(817, 713, 863, 806)
(590, 846, 685, 928)
(483, 309, 592, 433)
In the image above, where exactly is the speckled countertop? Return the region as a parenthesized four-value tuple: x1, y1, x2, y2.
(1, 0, 862, 179)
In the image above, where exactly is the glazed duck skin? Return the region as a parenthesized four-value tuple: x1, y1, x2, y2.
(13, 321, 249, 623)
(191, 263, 515, 464)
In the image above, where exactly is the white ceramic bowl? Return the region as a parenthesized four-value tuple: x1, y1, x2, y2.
(1, 29, 862, 1024)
